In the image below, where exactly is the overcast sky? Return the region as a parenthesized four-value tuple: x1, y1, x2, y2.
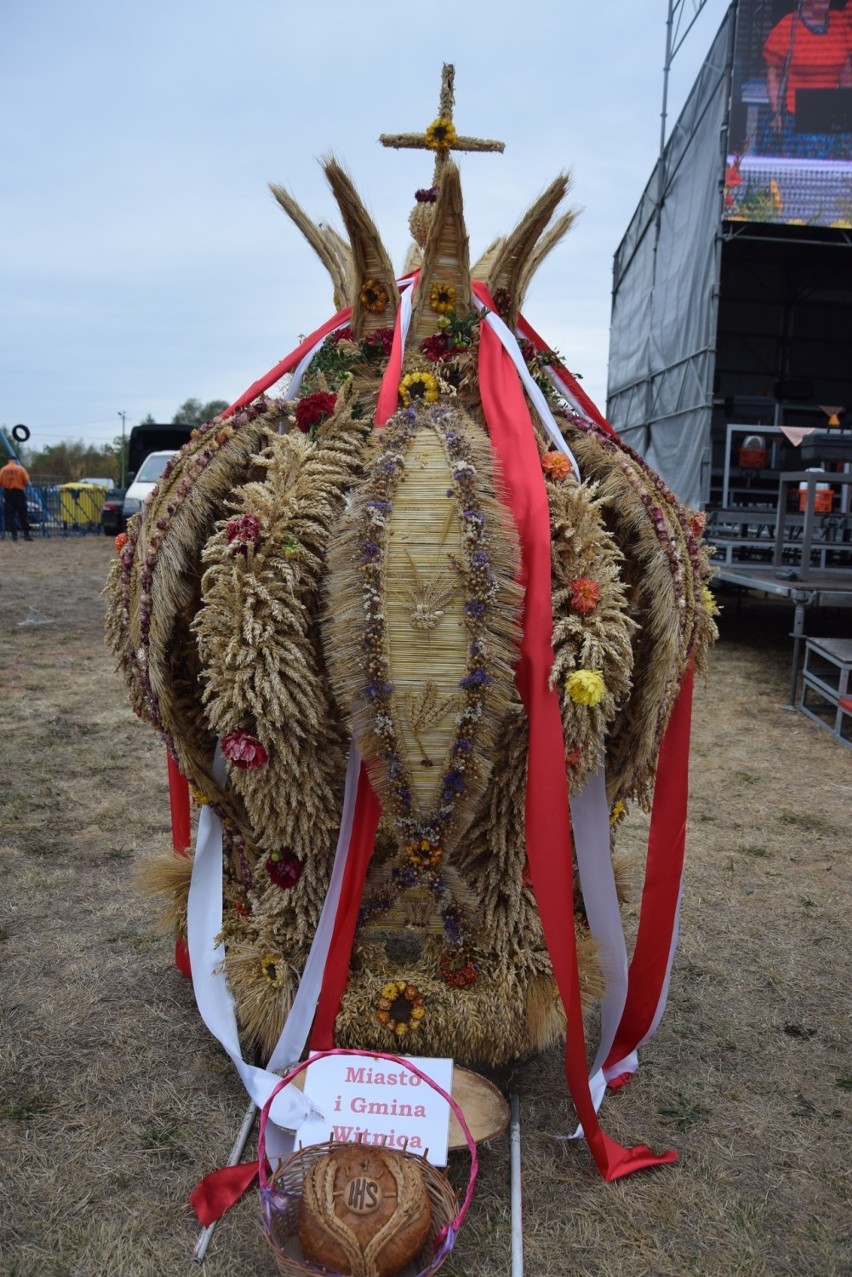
(2, 0, 730, 451)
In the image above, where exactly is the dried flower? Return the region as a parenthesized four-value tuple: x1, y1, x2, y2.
(360, 279, 390, 314)
(114, 532, 128, 554)
(260, 954, 288, 988)
(421, 332, 454, 362)
(430, 282, 456, 314)
(375, 980, 426, 1035)
(415, 187, 438, 203)
(541, 451, 571, 482)
(405, 838, 443, 868)
(701, 585, 720, 615)
(565, 669, 606, 707)
(439, 948, 477, 988)
(689, 511, 707, 538)
(492, 287, 512, 319)
(399, 371, 439, 406)
(266, 849, 303, 889)
(568, 577, 601, 614)
(425, 117, 458, 151)
(221, 729, 269, 769)
(361, 326, 395, 358)
(225, 513, 262, 551)
(294, 391, 337, 433)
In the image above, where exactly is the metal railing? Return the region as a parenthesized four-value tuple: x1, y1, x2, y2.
(1, 484, 110, 538)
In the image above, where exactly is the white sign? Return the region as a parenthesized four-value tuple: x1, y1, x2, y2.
(296, 1053, 454, 1167)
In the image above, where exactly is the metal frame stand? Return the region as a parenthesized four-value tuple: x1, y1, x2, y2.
(510, 1094, 524, 1276)
(192, 1099, 258, 1264)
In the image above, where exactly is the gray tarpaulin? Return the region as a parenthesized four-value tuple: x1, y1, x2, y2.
(607, 8, 735, 508)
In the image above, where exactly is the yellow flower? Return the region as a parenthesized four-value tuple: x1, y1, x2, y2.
(381, 981, 401, 1000)
(701, 585, 720, 615)
(565, 669, 606, 707)
(360, 279, 389, 314)
(425, 117, 458, 151)
(260, 954, 287, 988)
(609, 800, 625, 827)
(430, 282, 456, 314)
(399, 371, 439, 406)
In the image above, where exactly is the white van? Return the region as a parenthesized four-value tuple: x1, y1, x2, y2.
(122, 450, 176, 521)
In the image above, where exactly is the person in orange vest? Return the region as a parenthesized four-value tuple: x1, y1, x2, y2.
(0, 456, 34, 541)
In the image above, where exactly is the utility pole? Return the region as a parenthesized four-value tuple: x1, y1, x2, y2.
(118, 411, 127, 487)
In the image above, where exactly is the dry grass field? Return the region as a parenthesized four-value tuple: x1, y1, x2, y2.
(1, 534, 850, 1276)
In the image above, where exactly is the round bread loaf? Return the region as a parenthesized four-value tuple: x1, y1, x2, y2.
(298, 1143, 432, 1277)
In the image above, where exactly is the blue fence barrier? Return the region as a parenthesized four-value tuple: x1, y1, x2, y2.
(1, 484, 111, 538)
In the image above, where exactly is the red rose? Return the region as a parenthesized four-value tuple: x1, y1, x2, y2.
(294, 392, 337, 433)
(221, 730, 268, 769)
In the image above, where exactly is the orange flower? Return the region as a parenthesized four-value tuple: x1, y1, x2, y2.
(114, 532, 128, 554)
(541, 451, 571, 482)
(568, 577, 600, 614)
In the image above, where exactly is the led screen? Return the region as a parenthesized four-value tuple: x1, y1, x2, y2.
(726, 0, 852, 227)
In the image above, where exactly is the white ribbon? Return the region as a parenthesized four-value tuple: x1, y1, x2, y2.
(396, 277, 414, 354)
(472, 299, 581, 481)
(602, 877, 684, 1087)
(568, 765, 630, 1136)
(187, 739, 364, 1140)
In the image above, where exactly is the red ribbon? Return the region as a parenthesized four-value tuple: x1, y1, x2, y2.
(190, 1160, 262, 1226)
(604, 662, 694, 1076)
(166, 753, 193, 978)
(375, 273, 418, 426)
(221, 307, 353, 418)
(475, 285, 675, 1179)
(309, 765, 382, 1050)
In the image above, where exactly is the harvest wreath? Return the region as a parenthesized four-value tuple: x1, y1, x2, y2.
(105, 64, 717, 1190)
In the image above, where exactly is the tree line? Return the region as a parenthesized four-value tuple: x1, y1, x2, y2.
(6, 399, 228, 485)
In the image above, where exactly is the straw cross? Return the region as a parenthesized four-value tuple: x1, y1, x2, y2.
(379, 64, 504, 179)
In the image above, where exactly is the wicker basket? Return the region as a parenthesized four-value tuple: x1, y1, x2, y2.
(258, 1050, 478, 1277)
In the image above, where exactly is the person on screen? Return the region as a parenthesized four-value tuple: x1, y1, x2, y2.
(762, 0, 852, 154)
